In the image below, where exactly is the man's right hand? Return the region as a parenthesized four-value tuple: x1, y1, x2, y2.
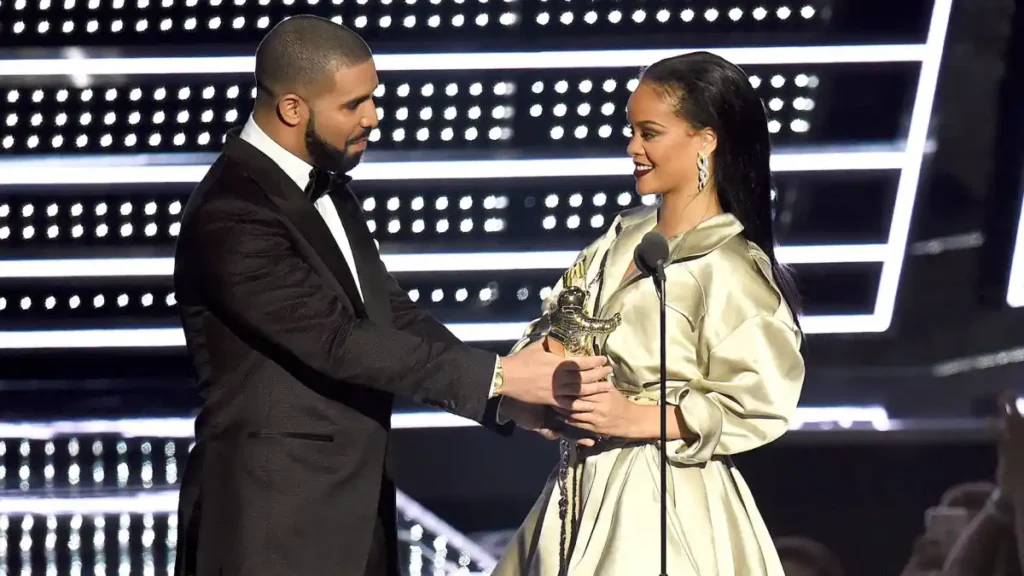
(498, 340, 614, 407)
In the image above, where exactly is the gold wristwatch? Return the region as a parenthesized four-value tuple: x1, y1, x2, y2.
(492, 357, 505, 397)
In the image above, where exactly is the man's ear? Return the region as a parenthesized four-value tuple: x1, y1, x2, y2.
(276, 94, 305, 128)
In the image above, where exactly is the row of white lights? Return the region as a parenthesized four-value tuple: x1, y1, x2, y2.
(1, 74, 809, 105)
(2, 6, 818, 23)
(0, 9, 954, 341)
(0, 283, 525, 311)
(4, 6, 815, 34)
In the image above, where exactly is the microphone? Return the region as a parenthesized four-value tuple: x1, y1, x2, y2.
(634, 231, 670, 283)
(633, 231, 670, 576)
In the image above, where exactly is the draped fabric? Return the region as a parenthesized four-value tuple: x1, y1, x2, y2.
(493, 207, 805, 576)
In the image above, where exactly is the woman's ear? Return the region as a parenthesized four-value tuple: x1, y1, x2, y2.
(700, 128, 718, 155)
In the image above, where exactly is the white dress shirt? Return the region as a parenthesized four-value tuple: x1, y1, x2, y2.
(238, 116, 502, 400)
(240, 116, 364, 302)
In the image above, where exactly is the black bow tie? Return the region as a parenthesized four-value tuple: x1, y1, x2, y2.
(304, 167, 337, 202)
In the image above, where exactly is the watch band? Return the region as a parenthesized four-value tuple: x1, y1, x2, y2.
(492, 357, 505, 397)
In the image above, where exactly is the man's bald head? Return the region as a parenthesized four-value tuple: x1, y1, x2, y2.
(250, 15, 379, 175)
(254, 15, 373, 110)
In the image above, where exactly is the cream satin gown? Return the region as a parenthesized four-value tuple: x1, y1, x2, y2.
(492, 207, 806, 576)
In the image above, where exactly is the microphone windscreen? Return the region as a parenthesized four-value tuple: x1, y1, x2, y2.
(633, 230, 670, 276)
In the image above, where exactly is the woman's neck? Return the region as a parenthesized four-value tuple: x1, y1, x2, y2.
(655, 187, 723, 239)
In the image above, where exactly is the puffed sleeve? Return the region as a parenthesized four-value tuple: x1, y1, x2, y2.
(664, 313, 805, 465)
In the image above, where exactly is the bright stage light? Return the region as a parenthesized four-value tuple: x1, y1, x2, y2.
(0, 150, 906, 186)
(0, 45, 930, 77)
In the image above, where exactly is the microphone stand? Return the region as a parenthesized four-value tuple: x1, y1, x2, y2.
(654, 260, 668, 576)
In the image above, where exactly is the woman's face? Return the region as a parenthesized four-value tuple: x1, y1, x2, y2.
(625, 80, 715, 198)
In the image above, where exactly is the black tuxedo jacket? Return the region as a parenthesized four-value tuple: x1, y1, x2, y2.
(172, 129, 507, 576)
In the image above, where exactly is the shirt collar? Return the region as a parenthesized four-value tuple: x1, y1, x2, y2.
(616, 207, 746, 262)
(239, 115, 314, 193)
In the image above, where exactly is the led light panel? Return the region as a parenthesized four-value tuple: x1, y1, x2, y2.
(0, 1, 954, 338)
(0, 1, 840, 47)
(0, 171, 901, 252)
(0, 66, 910, 156)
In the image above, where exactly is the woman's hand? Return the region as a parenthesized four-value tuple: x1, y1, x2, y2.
(554, 389, 645, 440)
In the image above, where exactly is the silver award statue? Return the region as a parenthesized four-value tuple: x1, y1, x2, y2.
(542, 260, 621, 576)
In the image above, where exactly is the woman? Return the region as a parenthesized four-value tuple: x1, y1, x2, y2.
(494, 51, 806, 576)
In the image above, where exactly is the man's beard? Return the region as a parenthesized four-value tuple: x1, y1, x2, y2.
(305, 110, 365, 174)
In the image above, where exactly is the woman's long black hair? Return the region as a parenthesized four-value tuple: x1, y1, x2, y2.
(641, 51, 802, 321)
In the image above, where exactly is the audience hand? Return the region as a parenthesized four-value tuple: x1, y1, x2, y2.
(997, 394, 1024, 504)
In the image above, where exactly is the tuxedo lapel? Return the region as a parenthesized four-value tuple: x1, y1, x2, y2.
(221, 131, 369, 319)
(328, 188, 392, 326)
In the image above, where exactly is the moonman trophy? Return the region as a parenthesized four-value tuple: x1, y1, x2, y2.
(543, 260, 621, 576)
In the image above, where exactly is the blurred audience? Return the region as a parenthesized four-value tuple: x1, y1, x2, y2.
(775, 536, 846, 576)
(940, 396, 1024, 576)
(899, 396, 1024, 576)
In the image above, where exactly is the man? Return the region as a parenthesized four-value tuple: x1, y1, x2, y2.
(172, 15, 612, 576)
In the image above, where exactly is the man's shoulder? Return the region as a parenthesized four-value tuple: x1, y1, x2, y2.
(175, 155, 286, 259)
(185, 155, 277, 222)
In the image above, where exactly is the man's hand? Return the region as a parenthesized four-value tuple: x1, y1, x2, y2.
(499, 341, 614, 407)
(500, 398, 561, 441)
(500, 398, 598, 447)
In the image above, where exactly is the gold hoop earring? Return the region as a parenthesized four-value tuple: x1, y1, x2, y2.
(697, 151, 710, 192)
